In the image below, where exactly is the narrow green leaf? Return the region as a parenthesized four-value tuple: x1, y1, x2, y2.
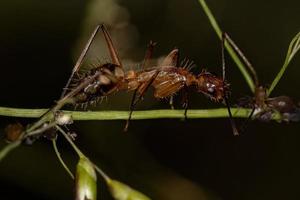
(268, 31, 300, 95)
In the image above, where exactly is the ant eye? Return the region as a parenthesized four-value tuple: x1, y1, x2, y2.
(206, 83, 215, 94)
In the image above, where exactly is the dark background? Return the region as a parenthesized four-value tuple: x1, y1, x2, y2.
(0, 0, 300, 199)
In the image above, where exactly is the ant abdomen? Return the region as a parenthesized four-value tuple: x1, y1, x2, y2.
(72, 63, 123, 105)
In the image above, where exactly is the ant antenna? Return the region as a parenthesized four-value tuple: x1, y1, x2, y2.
(221, 32, 239, 136)
(223, 33, 259, 87)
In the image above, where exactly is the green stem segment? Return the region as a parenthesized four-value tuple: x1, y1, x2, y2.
(0, 106, 256, 120)
(0, 140, 21, 161)
(197, 0, 255, 92)
(52, 138, 75, 179)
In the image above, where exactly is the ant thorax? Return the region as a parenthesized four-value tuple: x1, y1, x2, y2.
(196, 71, 228, 102)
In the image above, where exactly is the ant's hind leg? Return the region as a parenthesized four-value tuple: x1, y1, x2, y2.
(124, 70, 159, 132)
(61, 25, 102, 98)
(124, 90, 138, 132)
(124, 42, 157, 132)
(182, 87, 189, 120)
(169, 96, 175, 109)
(101, 24, 123, 68)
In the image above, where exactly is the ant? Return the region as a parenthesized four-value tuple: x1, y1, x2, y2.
(7, 24, 238, 142)
(122, 37, 239, 135)
(59, 24, 239, 135)
(221, 33, 300, 128)
(58, 24, 240, 135)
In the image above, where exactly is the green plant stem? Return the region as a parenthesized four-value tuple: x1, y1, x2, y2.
(197, 0, 255, 92)
(52, 138, 75, 179)
(0, 140, 21, 161)
(93, 164, 110, 182)
(0, 98, 71, 162)
(0, 106, 281, 162)
(56, 125, 111, 181)
(0, 106, 260, 120)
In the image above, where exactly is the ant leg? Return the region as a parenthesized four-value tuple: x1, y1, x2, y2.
(221, 33, 239, 136)
(124, 41, 157, 131)
(221, 33, 226, 81)
(40, 24, 103, 120)
(240, 107, 255, 133)
(169, 96, 175, 109)
(124, 90, 138, 132)
(224, 97, 239, 136)
(182, 87, 189, 120)
(124, 70, 160, 132)
(100, 24, 123, 68)
(222, 32, 259, 87)
(61, 25, 102, 99)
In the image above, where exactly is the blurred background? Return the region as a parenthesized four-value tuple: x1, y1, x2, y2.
(0, 0, 300, 199)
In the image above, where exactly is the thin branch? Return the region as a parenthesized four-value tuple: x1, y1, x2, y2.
(0, 106, 276, 120)
(52, 138, 75, 179)
(0, 140, 21, 162)
(0, 106, 281, 162)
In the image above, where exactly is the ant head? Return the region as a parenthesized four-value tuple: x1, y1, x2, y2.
(196, 71, 229, 102)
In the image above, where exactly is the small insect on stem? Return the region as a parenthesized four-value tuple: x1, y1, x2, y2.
(223, 33, 300, 131)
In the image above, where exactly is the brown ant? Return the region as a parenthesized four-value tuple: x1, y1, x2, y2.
(3, 25, 240, 145)
(122, 38, 239, 135)
(58, 25, 239, 135)
(222, 33, 300, 127)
